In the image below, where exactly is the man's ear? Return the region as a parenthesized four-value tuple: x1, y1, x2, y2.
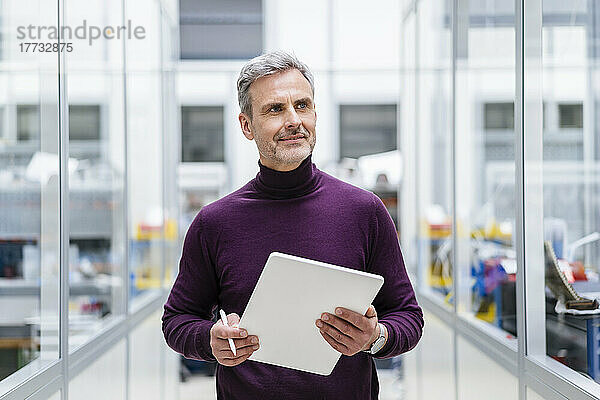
(239, 113, 254, 140)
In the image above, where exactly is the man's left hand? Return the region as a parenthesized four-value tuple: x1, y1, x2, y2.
(315, 305, 379, 356)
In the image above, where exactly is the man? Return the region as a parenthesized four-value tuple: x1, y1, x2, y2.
(162, 51, 423, 399)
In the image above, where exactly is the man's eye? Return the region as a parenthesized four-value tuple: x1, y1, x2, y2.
(270, 106, 282, 112)
(297, 103, 307, 109)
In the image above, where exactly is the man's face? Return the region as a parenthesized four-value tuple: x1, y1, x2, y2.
(239, 68, 316, 171)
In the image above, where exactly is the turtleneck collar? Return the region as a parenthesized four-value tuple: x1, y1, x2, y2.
(253, 155, 320, 199)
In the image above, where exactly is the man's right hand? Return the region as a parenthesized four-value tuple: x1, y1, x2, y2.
(210, 312, 260, 367)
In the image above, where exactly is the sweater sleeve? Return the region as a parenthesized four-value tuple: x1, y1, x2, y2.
(367, 196, 424, 359)
(162, 212, 219, 362)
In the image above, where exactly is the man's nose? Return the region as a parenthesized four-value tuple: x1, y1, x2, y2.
(284, 106, 301, 130)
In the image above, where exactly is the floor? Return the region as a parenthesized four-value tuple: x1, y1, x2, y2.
(180, 368, 404, 400)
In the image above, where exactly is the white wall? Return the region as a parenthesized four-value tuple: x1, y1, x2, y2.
(422, 314, 455, 399)
(527, 388, 549, 400)
(129, 314, 162, 400)
(456, 336, 518, 400)
(129, 311, 179, 400)
(405, 310, 526, 400)
(66, 312, 178, 400)
(403, 311, 455, 400)
(69, 339, 127, 400)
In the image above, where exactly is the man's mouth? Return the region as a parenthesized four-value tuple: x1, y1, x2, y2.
(278, 134, 305, 141)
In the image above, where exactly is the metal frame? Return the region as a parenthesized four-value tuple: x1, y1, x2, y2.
(515, 0, 527, 398)
(23, 375, 62, 400)
(58, 0, 70, 398)
(121, 0, 131, 397)
(450, 1, 459, 400)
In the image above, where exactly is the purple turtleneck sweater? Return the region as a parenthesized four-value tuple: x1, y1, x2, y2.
(162, 155, 423, 400)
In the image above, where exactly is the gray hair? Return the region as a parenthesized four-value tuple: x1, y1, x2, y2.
(237, 51, 315, 119)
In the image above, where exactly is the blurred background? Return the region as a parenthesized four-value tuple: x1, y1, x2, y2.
(0, 0, 599, 399)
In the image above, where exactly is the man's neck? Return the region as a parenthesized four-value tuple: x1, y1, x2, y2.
(259, 156, 302, 172)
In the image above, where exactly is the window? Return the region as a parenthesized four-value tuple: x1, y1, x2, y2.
(181, 106, 225, 162)
(17, 105, 40, 142)
(339, 104, 397, 159)
(69, 105, 101, 141)
(483, 102, 516, 162)
(558, 103, 583, 129)
(179, 0, 263, 60)
(544, 103, 583, 161)
(484, 102, 514, 130)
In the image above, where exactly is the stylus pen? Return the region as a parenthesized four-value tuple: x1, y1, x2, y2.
(219, 309, 237, 356)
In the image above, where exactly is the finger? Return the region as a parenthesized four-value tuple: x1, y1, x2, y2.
(319, 313, 362, 337)
(214, 323, 248, 340)
(319, 330, 349, 355)
(220, 343, 259, 359)
(227, 313, 240, 327)
(220, 352, 253, 367)
(365, 305, 377, 318)
(316, 319, 353, 348)
(216, 335, 259, 350)
(233, 335, 259, 349)
(333, 307, 371, 331)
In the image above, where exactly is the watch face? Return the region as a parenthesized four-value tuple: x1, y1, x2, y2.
(371, 336, 385, 353)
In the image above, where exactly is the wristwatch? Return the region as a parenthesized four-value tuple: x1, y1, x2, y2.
(365, 323, 387, 355)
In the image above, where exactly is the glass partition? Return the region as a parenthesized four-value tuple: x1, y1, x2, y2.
(0, 0, 60, 385)
(160, 6, 179, 290)
(66, 0, 127, 350)
(0, 0, 179, 396)
(539, 0, 600, 385)
(454, 0, 518, 339)
(416, 0, 453, 305)
(126, 0, 166, 304)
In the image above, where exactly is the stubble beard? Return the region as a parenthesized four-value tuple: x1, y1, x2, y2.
(255, 128, 316, 167)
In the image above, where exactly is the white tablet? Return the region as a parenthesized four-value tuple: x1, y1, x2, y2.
(238, 252, 384, 376)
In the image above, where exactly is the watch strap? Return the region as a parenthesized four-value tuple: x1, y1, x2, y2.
(366, 322, 387, 355)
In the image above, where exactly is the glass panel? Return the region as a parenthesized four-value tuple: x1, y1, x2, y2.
(454, 0, 518, 339)
(162, 10, 180, 289)
(416, 0, 453, 304)
(400, 5, 418, 278)
(67, 0, 126, 350)
(0, 0, 60, 388)
(541, 0, 600, 385)
(127, 0, 164, 304)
